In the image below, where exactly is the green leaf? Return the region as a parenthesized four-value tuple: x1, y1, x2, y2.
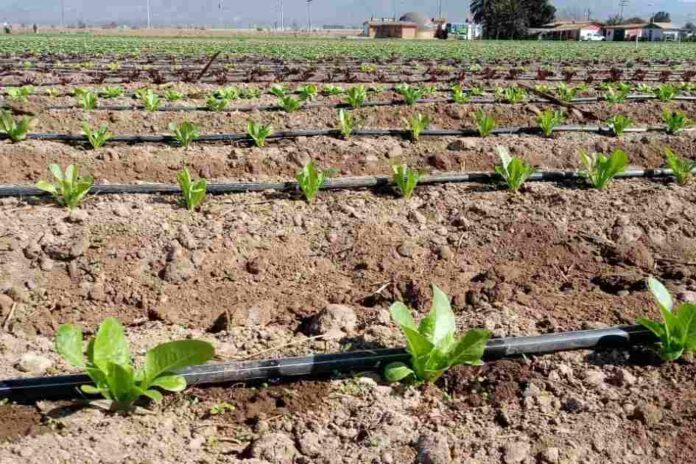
(420, 284, 455, 346)
(648, 277, 673, 312)
(92, 317, 130, 372)
(389, 302, 418, 331)
(384, 362, 415, 383)
(141, 340, 214, 389)
(49, 164, 64, 181)
(55, 324, 85, 369)
(105, 362, 136, 403)
(401, 325, 435, 360)
(676, 303, 696, 351)
(35, 180, 57, 195)
(449, 329, 491, 366)
(80, 384, 102, 395)
(142, 389, 164, 402)
(150, 374, 187, 392)
(638, 318, 666, 341)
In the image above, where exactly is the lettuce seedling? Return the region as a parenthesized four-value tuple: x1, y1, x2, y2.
(206, 95, 230, 112)
(296, 160, 330, 203)
(662, 110, 692, 135)
(78, 90, 99, 110)
(406, 113, 431, 142)
(141, 89, 161, 112)
(82, 123, 111, 149)
(654, 84, 678, 102)
(556, 83, 577, 102)
(473, 109, 496, 137)
(0, 111, 32, 143)
(164, 89, 184, 102)
(665, 148, 696, 185)
(215, 86, 239, 101)
(502, 86, 526, 103)
(278, 95, 302, 113)
(177, 167, 207, 211)
(606, 114, 633, 137)
(240, 87, 261, 99)
(395, 83, 426, 105)
(7, 85, 34, 102)
(451, 84, 470, 104)
(322, 85, 344, 96)
(638, 277, 696, 362)
(537, 109, 565, 137)
(247, 120, 274, 147)
(36, 164, 93, 210)
(604, 85, 629, 104)
(55, 317, 214, 411)
(580, 149, 628, 189)
(298, 84, 318, 101)
(169, 121, 201, 149)
(46, 88, 60, 98)
(494, 146, 536, 193)
(338, 109, 355, 139)
(101, 86, 125, 99)
(384, 285, 491, 384)
(469, 85, 484, 97)
(345, 85, 367, 109)
(270, 84, 288, 98)
(392, 164, 422, 199)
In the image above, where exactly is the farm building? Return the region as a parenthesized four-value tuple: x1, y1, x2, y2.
(603, 23, 647, 41)
(362, 12, 436, 39)
(641, 22, 685, 41)
(530, 21, 603, 40)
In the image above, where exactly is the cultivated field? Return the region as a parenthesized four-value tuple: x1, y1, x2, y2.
(0, 34, 695, 464)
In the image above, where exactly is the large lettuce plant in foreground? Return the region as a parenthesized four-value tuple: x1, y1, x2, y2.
(385, 285, 491, 384)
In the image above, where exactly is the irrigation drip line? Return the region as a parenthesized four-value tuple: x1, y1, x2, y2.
(0, 325, 655, 401)
(0, 167, 688, 199)
(2, 124, 688, 145)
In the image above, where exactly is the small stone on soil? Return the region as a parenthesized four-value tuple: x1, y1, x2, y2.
(16, 353, 53, 375)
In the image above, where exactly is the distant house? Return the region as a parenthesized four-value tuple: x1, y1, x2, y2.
(603, 23, 647, 41)
(530, 21, 603, 41)
(642, 22, 685, 41)
(448, 21, 483, 40)
(362, 11, 437, 39)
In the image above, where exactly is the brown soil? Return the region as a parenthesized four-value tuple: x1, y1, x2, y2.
(0, 405, 46, 442)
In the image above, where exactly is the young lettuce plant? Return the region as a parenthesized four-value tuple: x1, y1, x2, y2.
(665, 148, 696, 185)
(278, 95, 302, 113)
(451, 84, 470, 104)
(494, 146, 536, 193)
(296, 161, 330, 203)
(247, 120, 273, 147)
(604, 85, 629, 104)
(654, 84, 678, 102)
(7, 85, 34, 102)
(215, 86, 239, 101)
(269, 84, 288, 98)
(537, 109, 565, 137)
(384, 285, 491, 384)
(82, 123, 111, 149)
(298, 84, 318, 101)
(206, 95, 230, 112)
(322, 85, 344, 96)
(77, 90, 99, 110)
(55, 317, 214, 412)
(606, 114, 633, 137)
(345, 85, 367, 109)
(473, 109, 496, 137)
(556, 83, 577, 102)
(662, 110, 692, 135)
(580, 149, 629, 189)
(141, 89, 161, 112)
(638, 277, 696, 362)
(169, 121, 201, 149)
(395, 84, 426, 105)
(392, 164, 422, 199)
(177, 167, 207, 211)
(337, 109, 355, 139)
(36, 164, 93, 210)
(406, 113, 431, 142)
(101, 86, 124, 99)
(502, 86, 526, 104)
(164, 89, 184, 102)
(0, 111, 32, 142)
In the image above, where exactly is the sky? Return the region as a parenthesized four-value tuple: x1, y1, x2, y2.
(1, 0, 695, 27)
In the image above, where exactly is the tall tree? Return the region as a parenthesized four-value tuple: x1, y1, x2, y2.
(652, 11, 671, 23)
(685, 22, 696, 33)
(470, 0, 555, 39)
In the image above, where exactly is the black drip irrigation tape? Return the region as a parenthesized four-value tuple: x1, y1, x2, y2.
(2, 125, 688, 145)
(0, 167, 689, 198)
(0, 325, 656, 401)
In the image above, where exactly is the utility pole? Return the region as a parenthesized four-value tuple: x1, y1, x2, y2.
(306, 0, 312, 32)
(60, 0, 65, 27)
(278, 0, 284, 31)
(146, 0, 151, 29)
(618, 0, 628, 20)
(438, 0, 443, 19)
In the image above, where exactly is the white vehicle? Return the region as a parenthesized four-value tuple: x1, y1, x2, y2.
(582, 32, 606, 41)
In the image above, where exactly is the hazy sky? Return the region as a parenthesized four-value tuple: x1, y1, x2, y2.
(1, 0, 695, 27)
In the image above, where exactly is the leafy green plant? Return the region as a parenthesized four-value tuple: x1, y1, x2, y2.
(206, 95, 230, 112)
(169, 121, 201, 149)
(7, 85, 34, 102)
(278, 95, 302, 113)
(177, 167, 207, 211)
(405, 113, 431, 142)
(606, 114, 633, 137)
(556, 83, 577, 102)
(77, 90, 99, 110)
(55, 317, 214, 411)
(345, 85, 367, 109)
(451, 84, 470, 104)
(141, 89, 161, 112)
(35, 164, 93, 210)
(469, 85, 484, 97)
(395, 83, 426, 105)
(240, 87, 261, 99)
(501, 86, 526, 103)
(269, 84, 288, 98)
(337, 109, 355, 139)
(73, 87, 89, 98)
(665, 148, 696, 185)
(322, 84, 344, 96)
(494, 146, 536, 192)
(537, 109, 565, 137)
(101, 86, 124, 99)
(247, 120, 273, 147)
(209, 402, 235, 415)
(298, 84, 318, 101)
(662, 110, 692, 135)
(82, 123, 111, 149)
(636, 83, 653, 94)
(384, 285, 491, 384)
(296, 161, 329, 203)
(604, 85, 629, 104)
(0, 111, 32, 142)
(164, 89, 184, 102)
(654, 84, 678, 102)
(473, 109, 497, 137)
(580, 149, 629, 189)
(392, 164, 422, 199)
(215, 86, 239, 101)
(638, 277, 696, 362)
(45, 88, 60, 98)
(360, 63, 377, 73)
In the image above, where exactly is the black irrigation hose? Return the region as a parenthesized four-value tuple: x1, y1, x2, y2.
(0, 325, 656, 401)
(3, 125, 689, 145)
(0, 167, 690, 198)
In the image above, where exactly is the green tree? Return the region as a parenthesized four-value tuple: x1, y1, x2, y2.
(652, 11, 671, 23)
(471, 0, 556, 39)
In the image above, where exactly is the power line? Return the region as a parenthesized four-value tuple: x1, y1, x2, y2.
(618, 0, 629, 19)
